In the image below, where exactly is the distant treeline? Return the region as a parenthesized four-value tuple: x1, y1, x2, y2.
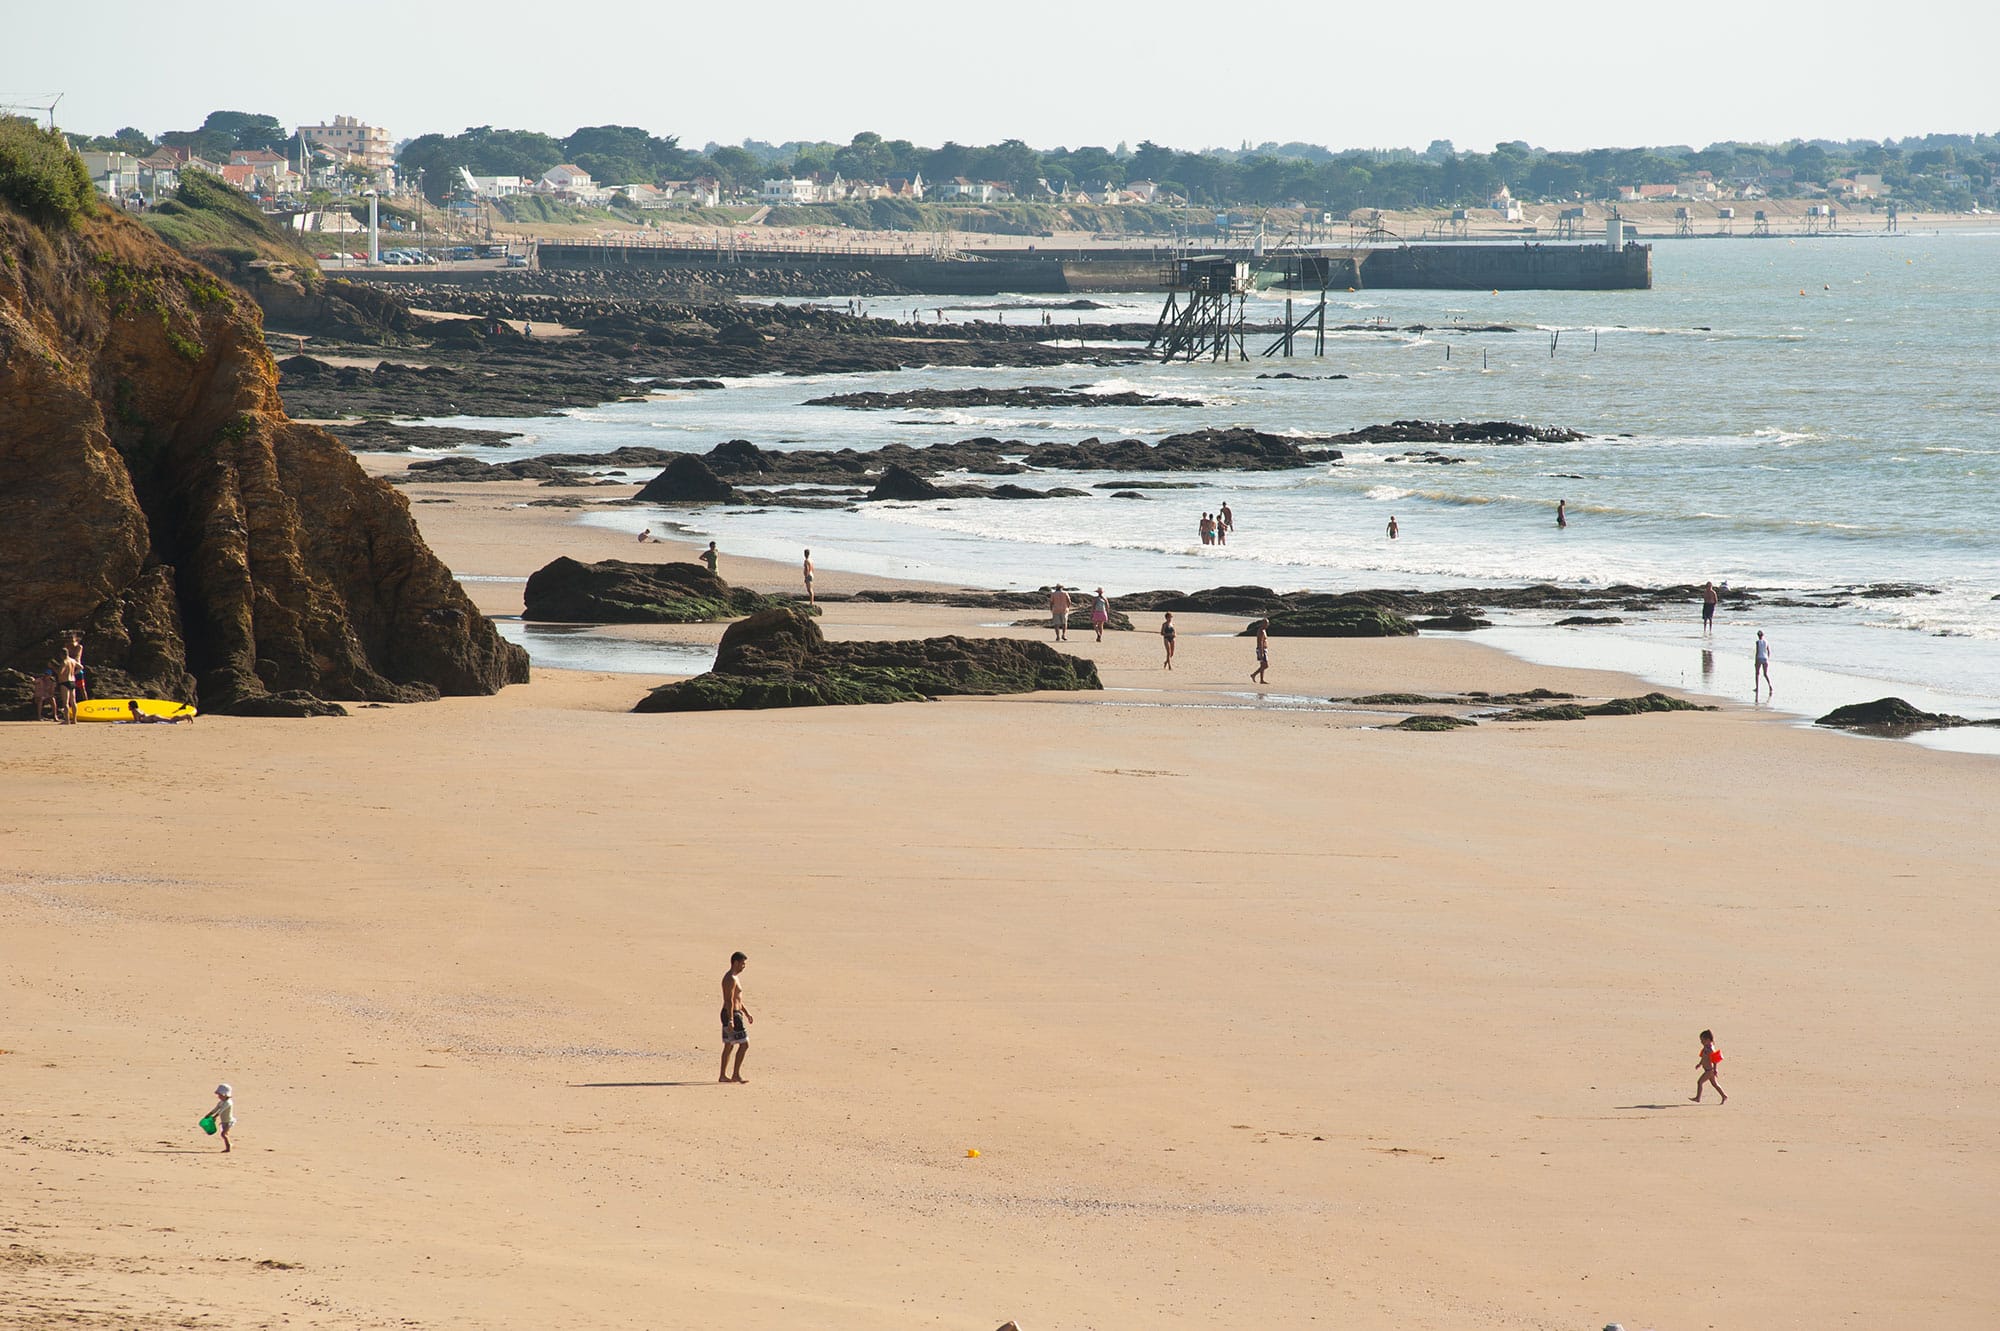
(67, 115, 2000, 211)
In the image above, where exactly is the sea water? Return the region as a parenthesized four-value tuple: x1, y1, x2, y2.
(414, 232, 2000, 741)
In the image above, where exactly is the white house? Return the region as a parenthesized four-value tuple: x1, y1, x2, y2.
(539, 163, 594, 193)
(942, 177, 994, 202)
(759, 178, 817, 204)
(466, 172, 531, 199)
(1125, 179, 1160, 203)
(884, 173, 924, 200)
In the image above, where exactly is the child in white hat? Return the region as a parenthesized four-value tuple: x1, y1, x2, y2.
(204, 1084, 236, 1153)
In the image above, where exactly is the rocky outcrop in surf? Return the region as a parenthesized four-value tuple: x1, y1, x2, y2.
(804, 387, 1204, 410)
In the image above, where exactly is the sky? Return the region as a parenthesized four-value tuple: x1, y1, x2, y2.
(7, 0, 1998, 154)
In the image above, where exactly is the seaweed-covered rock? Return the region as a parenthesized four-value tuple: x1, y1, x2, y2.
(523, 557, 800, 624)
(1496, 703, 1590, 721)
(1247, 608, 1417, 638)
(634, 607, 1101, 711)
(634, 454, 739, 504)
(1588, 692, 1708, 716)
(1394, 715, 1477, 731)
(1493, 692, 1710, 722)
(1011, 610, 1135, 632)
(1412, 613, 1491, 632)
(1814, 696, 1999, 733)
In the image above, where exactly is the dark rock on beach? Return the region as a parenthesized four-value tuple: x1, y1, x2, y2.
(1815, 697, 2000, 734)
(634, 607, 1100, 711)
(1246, 608, 1418, 638)
(1492, 692, 1710, 722)
(634, 454, 742, 504)
(523, 557, 801, 624)
(868, 464, 947, 501)
(1395, 715, 1477, 731)
(398, 456, 567, 483)
(1412, 613, 1491, 632)
(1011, 610, 1135, 632)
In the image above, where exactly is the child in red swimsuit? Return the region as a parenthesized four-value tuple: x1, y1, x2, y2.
(1692, 1029, 1726, 1104)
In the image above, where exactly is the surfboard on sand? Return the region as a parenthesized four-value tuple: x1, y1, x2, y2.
(75, 698, 198, 723)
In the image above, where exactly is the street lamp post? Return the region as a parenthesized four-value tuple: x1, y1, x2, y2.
(365, 189, 379, 265)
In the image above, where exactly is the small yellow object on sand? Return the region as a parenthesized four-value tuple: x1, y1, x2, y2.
(965, 1148, 980, 1158)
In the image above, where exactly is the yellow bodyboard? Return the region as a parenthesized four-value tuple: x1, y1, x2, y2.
(75, 698, 198, 723)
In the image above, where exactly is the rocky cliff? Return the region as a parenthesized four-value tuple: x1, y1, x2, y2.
(0, 196, 527, 717)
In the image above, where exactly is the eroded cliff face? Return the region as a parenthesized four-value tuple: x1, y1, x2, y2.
(0, 202, 527, 716)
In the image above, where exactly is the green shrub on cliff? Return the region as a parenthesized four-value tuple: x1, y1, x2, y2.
(0, 116, 97, 226)
(143, 171, 321, 285)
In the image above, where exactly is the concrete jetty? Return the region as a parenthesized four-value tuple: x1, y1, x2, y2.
(532, 239, 1652, 293)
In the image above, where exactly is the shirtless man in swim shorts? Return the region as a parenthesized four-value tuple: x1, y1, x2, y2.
(1250, 619, 1270, 686)
(802, 551, 815, 605)
(1049, 585, 1071, 642)
(720, 952, 752, 1084)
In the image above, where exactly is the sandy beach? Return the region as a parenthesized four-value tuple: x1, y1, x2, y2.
(6, 480, 1998, 1331)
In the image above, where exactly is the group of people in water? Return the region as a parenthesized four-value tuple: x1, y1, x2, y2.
(1199, 504, 1235, 546)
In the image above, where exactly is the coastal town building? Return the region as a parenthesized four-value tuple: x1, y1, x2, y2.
(537, 164, 612, 204)
(759, 177, 817, 204)
(658, 178, 720, 207)
(79, 150, 142, 199)
(539, 163, 594, 192)
(461, 170, 531, 199)
(298, 115, 392, 175)
(617, 183, 670, 209)
(941, 178, 1015, 202)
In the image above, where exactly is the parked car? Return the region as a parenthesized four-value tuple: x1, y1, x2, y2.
(505, 254, 529, 267)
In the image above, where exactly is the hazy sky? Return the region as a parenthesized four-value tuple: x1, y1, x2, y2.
(9, 0, 1997, 153)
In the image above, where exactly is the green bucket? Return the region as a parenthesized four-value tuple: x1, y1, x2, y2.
(198, 1115, 217, 1135)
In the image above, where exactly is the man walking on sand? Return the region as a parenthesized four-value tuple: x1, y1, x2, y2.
(1049, 585, 1072, 641)
(702, 541, 720, 575)
(802, 550, 815, 605)
(1701, 580, 1718, 632)
(719, 952, 752, 1083)
(1250, 618, 1270, 685)
(1753, 630, 1774, 699)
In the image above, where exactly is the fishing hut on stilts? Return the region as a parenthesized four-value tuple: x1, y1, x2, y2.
(1148, 250, 1332, 362)
(1150, 255, 1250, 361)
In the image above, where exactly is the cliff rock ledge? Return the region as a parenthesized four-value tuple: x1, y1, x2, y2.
(0, 195, 527, 717)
